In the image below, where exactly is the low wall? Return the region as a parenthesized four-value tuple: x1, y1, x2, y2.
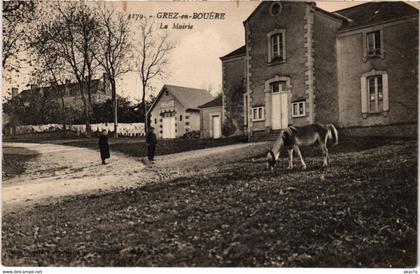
(15, 123, 146, 137)
(338, 123, 417, 138)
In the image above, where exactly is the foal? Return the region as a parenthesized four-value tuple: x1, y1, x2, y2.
(267, 123, 338, 170)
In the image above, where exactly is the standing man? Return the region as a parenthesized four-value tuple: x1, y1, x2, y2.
(146, 126, 157, 162)
(98, 129, 110, 165)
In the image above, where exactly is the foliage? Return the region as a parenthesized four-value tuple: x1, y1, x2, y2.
(222, 119, 237, 137)
(181, 130, 201, 139)
(4, 93, 62, 125)
(91, 97, 150, 123)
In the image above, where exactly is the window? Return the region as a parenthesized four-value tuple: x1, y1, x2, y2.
(267, 30, 286, 63)
(270, 81, 287, 93)
(185, 122, 190, 126)
(367, 75, 384, 113)
(180, 115, 183, 121)
(360, 70, 389, 117)
(292, 101, 306, 117)
(270, 2, 282, 16)
(367, 31, 381, 56)
(154, 118, 157, 124)
(185, 115, 189, 119)
(252, 106, 265, 121)
(270, 33, 284, 62)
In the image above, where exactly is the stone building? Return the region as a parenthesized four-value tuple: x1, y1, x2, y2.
(221, 1, 418, 139)
(16, 74, 112, 111)
(147, 84, 214, 139)
(220, 46, 247, 136)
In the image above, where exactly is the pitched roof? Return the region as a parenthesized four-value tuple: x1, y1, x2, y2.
(148, 84, 214, 114)
(335, 2, 418, 31)
(19, 79, 104, 98)
(198, 95, 222, 108)
(220, 45, 246, 61)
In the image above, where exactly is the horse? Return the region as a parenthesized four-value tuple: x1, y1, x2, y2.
(267, 123, 338, 171)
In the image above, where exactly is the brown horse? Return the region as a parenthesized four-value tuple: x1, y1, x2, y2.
(267, 123, 338, 170)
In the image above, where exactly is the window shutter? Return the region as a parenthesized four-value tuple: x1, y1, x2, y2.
(360, 76, 368, 115)
(382, 73, 389, 112)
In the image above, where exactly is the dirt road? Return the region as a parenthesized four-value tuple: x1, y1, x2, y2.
(2, 141, 269, 213)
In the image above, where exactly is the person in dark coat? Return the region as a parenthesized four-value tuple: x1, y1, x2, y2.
(98, 129, 110, 164)
(146, 126, 157, 161)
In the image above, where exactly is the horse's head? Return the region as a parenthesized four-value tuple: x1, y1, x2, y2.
(266, 150, 276, 171)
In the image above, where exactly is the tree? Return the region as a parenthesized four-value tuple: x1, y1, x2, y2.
(94, 3, 133, 137)
(31, 2, 100, 135)
(136, 18, 175, 133)
(2, 1, 36, 69)
(30, 48, 71, 133)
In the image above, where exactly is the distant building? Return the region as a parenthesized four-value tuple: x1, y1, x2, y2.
(16, 74, 112, 111)
(199, 95, 222, 139)
(221, 1, 418, 139)
(147, 84, 214, 139)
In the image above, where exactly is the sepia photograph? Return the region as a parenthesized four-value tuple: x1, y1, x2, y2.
(1, 0, 418, 271)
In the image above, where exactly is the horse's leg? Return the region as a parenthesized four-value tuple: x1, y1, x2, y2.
(287, 148, 293, 169)
(294, 145, 307, 170)
(324, 135, 330, 165)
(320, 141, 329, 167)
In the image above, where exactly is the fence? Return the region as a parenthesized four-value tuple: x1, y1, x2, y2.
(15, 123, 146, 137)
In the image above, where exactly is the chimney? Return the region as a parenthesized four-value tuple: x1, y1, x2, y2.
(11, 88, 18, 98)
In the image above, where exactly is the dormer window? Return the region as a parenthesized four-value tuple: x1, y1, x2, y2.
(367, 30, 381, 56)
(363, 29, 384, 61)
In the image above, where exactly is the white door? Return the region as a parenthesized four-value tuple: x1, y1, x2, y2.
(212, 115, 221, 139)
(272, 92, 288, 130)
(162, 117, 176, 139)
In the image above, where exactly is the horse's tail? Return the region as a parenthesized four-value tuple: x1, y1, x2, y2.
(326, 124, 338, 146)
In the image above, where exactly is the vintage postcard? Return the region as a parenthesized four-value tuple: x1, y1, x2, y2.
(1, 0, 418, 272)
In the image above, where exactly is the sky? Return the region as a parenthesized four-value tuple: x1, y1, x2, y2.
(3, 1, 418, 102)
(117, 1, 361, 102)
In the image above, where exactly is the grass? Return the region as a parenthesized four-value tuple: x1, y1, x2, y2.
(1, 136, 417, 267)
(2, 147, 39, 180)
(62, 135, 248, 158)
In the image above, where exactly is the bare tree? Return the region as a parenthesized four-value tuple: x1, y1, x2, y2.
(31, 2, 100, 135)
(136, 19, 175, 133)
(2, 1, 36, 69)
(31, 44, 72, 134)
(94, 3, 133, 138)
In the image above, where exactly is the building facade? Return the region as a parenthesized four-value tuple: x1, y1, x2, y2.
(147, 85, 214, 139)
(199, 95, 223, 139)
(220, 46, 247, 136)
(16, 74, 112, 111)
(221, 1, 418, 139)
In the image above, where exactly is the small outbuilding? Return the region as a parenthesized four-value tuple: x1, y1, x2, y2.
(199, 95, 223, 139)
(147, 84, 214, 139)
